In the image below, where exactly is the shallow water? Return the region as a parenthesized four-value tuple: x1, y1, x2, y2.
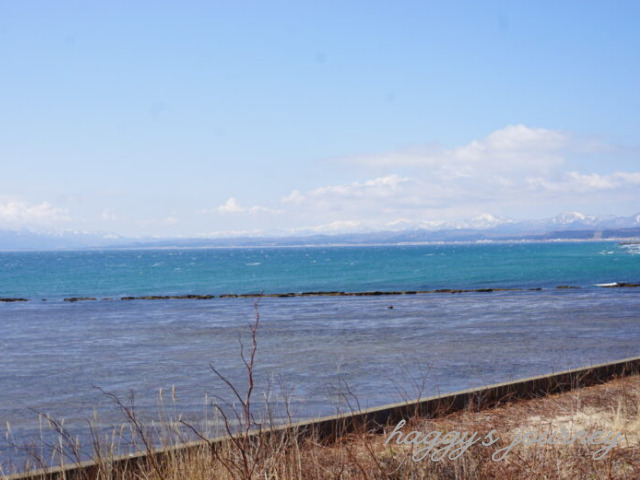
(2, 289, 640, 466)
(1, 243, 639, 469)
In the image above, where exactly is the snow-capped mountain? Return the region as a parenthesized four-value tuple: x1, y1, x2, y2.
(524, 211, 640, 232)
(1, 211, 639, 250)
(420, 211, 640, 234)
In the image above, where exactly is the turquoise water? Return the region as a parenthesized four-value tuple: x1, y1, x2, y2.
(1, 241, 639, 470)
(0, 242, 637, 299)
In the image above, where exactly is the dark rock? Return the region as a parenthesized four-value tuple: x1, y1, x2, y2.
(602, 282, 640, 288)
(121, 294, 215, 300)
(177, 294, 214, 299)
(354, 291, 398, 296)
(300, 291, 345, 296)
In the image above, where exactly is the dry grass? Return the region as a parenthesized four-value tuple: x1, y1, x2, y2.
(363, 374, 640, 479)
(2, 374, 639, 480)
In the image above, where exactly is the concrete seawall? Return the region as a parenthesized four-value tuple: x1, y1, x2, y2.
(5, 355, 640, 480)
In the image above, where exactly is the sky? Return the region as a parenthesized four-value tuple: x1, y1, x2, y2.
(1, 1, 639, 238)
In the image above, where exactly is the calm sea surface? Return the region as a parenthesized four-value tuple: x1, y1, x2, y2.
(1, 242, 639, 468)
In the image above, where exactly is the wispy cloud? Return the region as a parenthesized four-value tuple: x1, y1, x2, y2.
(264, 125, 639, 231)
(527, 171, 640, 193)
(282, 174, 410, 205)
(3, 126, 637, 237)
(101, 208, 118, 221)
(342, 125, 570, 175)
(0, 201, 71, 229)
(216, 197, 280, 214)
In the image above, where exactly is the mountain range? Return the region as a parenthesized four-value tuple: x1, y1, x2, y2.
(1, 212, 639, 251)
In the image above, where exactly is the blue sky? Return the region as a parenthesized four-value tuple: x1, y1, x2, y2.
(1, 1, 639, 237)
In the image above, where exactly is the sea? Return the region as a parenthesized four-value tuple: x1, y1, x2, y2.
(1, 241, 640, 470)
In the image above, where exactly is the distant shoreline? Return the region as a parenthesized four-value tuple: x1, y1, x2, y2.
(1, 236, 638, 253)
(99, 237, 634, 251)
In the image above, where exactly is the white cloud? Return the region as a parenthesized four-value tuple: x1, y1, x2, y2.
(0, 201, 71, 229)
(138, 214, 182, 233)
(281, 190, 305, 204)
(279, 171, 496, 218)
(290, 220, 366, 234)
(218, 197, 244, 213)
(306, 174, 410, 199)
(343, 125, 569, 175)
(281, 174, 411, 207)
(101, 208, 117, 221)
(217, 197, 279, 214)
(527, 171, 640, 193)
(276, 175, 422, 221)
(263, 125, 639, 231)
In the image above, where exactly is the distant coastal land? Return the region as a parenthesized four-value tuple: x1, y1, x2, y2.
(1, 211, 639, 251)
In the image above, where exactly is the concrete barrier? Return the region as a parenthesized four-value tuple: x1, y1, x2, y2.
(5, 355, 640, 480)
